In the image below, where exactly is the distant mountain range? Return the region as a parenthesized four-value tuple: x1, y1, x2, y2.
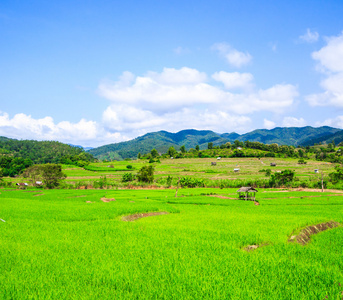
(88, 126, 342, 160)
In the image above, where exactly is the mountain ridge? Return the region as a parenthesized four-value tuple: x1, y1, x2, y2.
(88, 126, 341, 160)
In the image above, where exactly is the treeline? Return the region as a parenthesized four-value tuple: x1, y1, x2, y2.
(138, 140, 343, 164)
(0, 139, 95, 177)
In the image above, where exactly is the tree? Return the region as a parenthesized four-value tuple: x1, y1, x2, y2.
(195, 145, 200, 151)
(329, 165, 343, 183)
(23, 164, 66, 188)
(150, 148, 159, 158)
(167, 146, 177, 157)
(269, 170, 295, 187)
(41, 164, 67, 188)
(180, 145, 186, 153)
(208, 142, 213, 150)
(137, 165, 154, 183)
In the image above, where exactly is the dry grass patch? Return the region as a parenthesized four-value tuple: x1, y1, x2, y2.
(122, 212, 169, 222)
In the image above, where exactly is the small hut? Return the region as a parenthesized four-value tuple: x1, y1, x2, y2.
(237, 187, 258, 201)
(211, 162, 217, 166)
(234, 168, 240, 173)
(314, 169, 319, 173)
(270, 163, 277, 167)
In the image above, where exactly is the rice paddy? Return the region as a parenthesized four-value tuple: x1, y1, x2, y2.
(1, 187, 342, 299)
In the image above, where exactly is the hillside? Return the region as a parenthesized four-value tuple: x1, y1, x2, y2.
(0, 137, 94, 164)
(300, 130, 343, 146)
(237, 126, 340, 145)
(88, 126, 341, 160)
(88, 129, 229, 160)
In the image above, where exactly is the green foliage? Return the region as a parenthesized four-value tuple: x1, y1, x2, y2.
(167, 146, 177, 157)
(93, 176, 108, 189)
(23, 164, 67, 188)
(329, 165, 343, 183)
(122, 173, 135, 182)
(207, 142, 213, 149)
(0, 156, 33, 177)
(269, 170, 295, 187)
(126, 165, 133, 169)
(298, 158, 307, 164)
(0, 138, 94, 165)
(137, 165, 154, 183)
(150, 148, 159, 158)
(180, 145, 186, 153)
(180, 176, 204, 188)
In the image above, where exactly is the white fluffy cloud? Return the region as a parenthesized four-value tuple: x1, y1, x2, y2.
(299, 29, 319, 43)
(307, 32, 343, 107)
(263, 119, 276, 129)
(282, 117, 306, 127)
(0, 112, 117, 147)
(99, 68, 297, 116)
(212, 71, 254, 90)
(315, 116, 343, 129)
(212, 43, 252, 68)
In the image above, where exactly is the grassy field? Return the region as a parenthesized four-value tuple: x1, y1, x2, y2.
(1, 187, 343, 299)
(54, 157, 334, 187)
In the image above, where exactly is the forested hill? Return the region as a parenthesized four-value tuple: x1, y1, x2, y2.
(88, 130, 230, 161)
(88, 126, 341, 160)
(237, 126, 341, 146)
(0, 138, 94, 164)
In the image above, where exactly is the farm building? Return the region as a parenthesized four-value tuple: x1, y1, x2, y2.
(217, 157, 221, 160)
(211, 162, 217, 166)
(237, 187, 258, 201)
(270, 163, 277, 166)
(314, 169, 319, 173)
(234, 168, 240, 173)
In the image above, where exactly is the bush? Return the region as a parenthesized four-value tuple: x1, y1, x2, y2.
(137, 166, 154, 183)
(298, 158, 307, 164)
(180, 177, 204, 188)
(126, 165, 133, 169)
(122, 173, 135, 182)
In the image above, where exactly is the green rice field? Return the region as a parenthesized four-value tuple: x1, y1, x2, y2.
(1, 187, 343, 299)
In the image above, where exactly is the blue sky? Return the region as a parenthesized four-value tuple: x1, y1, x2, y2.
(1, 0, 343, 147)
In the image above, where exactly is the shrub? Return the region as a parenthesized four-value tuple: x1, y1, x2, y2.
(126, 165, 133, 169)
(180, 177, 204, 188)
(122, 173, 135, 182)
(137, 166, 154, 183)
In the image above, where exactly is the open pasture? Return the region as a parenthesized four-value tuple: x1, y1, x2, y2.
(1, 187, 343, 299)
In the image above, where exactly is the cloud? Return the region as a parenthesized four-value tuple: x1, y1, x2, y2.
(212, 43, 252, 68)
(315, 116, 343, 129)
(99, 68, 297, 117)
(0, 112, 112, 147)
(0, 65, 298, 147)
(212, 71, 254, 90)
(102, 105, 252, 137)
(263, 119, 276, 129)
(306, 32, 343, 107)
(282, 117, 306, 127)
(299, 29, 319, 43)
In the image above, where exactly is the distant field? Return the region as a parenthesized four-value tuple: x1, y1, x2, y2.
(1, 188, 342, 299)
(58, 157, 334, 187)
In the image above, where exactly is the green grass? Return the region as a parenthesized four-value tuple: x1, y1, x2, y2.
(1, 187, 343, 299)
